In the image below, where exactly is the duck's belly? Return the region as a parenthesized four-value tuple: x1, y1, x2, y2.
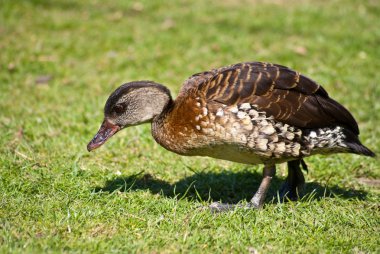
(191, 143, 265, 165)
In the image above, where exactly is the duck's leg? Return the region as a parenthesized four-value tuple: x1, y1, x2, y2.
(209, 164, 276, 212)
(249, 164, 276, 208)
(279, 159, 306, 201)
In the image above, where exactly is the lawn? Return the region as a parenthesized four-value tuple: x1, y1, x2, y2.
(1, 0, 379, 253)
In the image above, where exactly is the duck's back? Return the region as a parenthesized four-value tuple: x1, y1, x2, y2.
(180, 62, 359, 132)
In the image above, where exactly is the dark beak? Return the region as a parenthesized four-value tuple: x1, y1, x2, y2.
(87, 120, 120, 151)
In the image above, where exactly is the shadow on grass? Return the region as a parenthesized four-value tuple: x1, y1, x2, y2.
(93, 170, 368, 203)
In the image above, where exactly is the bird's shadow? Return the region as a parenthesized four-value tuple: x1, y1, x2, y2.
(93, 170, 368, 204)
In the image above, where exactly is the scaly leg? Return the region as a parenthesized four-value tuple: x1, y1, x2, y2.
(209, 164, 276, 212)
(279, 159, 306, 201)
(249, 164, 276, 208)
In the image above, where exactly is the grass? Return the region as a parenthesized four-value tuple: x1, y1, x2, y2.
(1, 0, 379, 253)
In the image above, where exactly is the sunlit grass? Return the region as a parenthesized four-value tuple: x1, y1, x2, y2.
(1, 0, 379, 253)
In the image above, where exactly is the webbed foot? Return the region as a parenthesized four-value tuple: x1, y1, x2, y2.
(208, 164, 277, 213)
(208, 202, 258, 213)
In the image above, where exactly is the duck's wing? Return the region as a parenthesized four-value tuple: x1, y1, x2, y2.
(186, 62, 359, 134)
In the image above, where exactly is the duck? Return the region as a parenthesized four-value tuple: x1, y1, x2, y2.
(87, 61, 375, 211)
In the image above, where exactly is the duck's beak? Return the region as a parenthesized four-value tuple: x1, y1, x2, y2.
(87, 120, 120, 151)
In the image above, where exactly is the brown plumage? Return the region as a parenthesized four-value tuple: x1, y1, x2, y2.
(186, 62, 358, 134)
(87, 61, 375, 211)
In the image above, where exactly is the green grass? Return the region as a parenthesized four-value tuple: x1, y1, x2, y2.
(1, 0, 379, 253)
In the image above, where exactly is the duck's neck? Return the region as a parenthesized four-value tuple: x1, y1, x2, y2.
(150, 92, 187, 154)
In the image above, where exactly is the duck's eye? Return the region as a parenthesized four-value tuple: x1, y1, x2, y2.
(113, 104, 125, 114)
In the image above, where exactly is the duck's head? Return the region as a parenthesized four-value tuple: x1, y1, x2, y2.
(87, 81, 172, 151)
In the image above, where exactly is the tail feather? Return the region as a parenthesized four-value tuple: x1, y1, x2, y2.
(345, 142, 375, 157)
(343, 128, 375, 157)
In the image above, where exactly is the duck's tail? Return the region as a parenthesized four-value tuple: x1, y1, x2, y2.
(304, 126, 375, 157)
(343, 129, 375, 157)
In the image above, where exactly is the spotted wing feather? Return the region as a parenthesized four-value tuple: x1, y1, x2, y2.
(191, 62, 359, 134)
